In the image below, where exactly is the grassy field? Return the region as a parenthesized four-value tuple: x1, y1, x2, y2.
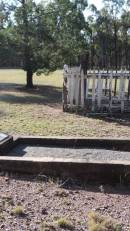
(0, 69, 130, 137)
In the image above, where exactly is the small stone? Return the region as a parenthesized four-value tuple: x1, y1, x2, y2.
(0, 224, 5, 229)
(41, 208, 48, 215)
(95, 207, 101, 211)
(5, 177, 9, 183)
(103, 205, 109, 209)
(87, 196, 95, 200)
(99, 185, 105, 193)
(21, 198, 25, 202)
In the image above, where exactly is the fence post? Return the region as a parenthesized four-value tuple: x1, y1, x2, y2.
(120, 70, 125, 113)
(118, 71, 123, 100)
(70, 73, 75, 107)
(92, 70, 96, 112)
(97, 72, 102, 110)
(73, 73, 76, 105)
(81, 70, 85, 107)
(86, 75, 89, 99)
(63, 74, 67, 104)
(75, 73, 79, 106)
(63, 67, 69, 111)
(109, 71, 113, 112)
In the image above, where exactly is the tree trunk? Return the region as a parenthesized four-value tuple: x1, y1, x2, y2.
(26, 70, 33, 88)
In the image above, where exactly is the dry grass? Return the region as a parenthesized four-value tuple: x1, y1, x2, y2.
(55, 217, 74, 230)
(0, 69, 130, 137)
(11, 206, 25, 216)
(87, 211, 121, 231)
(40, 221, 56, 231)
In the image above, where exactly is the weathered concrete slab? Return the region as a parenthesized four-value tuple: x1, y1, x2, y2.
(7, 145, 130, 163)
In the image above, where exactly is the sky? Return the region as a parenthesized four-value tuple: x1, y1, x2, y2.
(87, 0, 103, 9)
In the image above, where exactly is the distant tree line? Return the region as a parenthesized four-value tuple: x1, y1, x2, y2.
(0, 0, 130, 88)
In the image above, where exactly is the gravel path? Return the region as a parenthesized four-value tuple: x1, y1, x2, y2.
(0, 174, 129, 231)
(8, 145, 130, 162)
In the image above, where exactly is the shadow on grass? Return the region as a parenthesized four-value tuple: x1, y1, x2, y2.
(1, 82, 130, 128)
(0, 83, 62, 105)
(64, 103, 130, 128)
(87, 113, 130, 128)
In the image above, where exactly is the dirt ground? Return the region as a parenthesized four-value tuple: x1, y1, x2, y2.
(0, 174, 129, 231)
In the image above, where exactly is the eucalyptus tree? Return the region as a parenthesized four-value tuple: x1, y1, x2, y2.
(87, 0, 128, 70)
(87, 4, 112, 68)
(94, 8, 113, 68)
(103, 0, 125, 69)
(86, 4, 101, 68)
(120, 8, 130, 68)
(45, 0, 89, 67)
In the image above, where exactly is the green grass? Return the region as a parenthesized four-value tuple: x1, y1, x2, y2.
(0, 69, 130, 137)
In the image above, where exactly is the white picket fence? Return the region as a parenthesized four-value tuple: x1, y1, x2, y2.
(63, 66, 130, 113)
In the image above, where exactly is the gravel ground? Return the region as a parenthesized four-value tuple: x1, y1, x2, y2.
(0, 174, 130, 231)
(8, 145, 130, 162)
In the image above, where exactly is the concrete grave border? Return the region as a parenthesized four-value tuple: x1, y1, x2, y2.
(0, 135, 130, 184)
